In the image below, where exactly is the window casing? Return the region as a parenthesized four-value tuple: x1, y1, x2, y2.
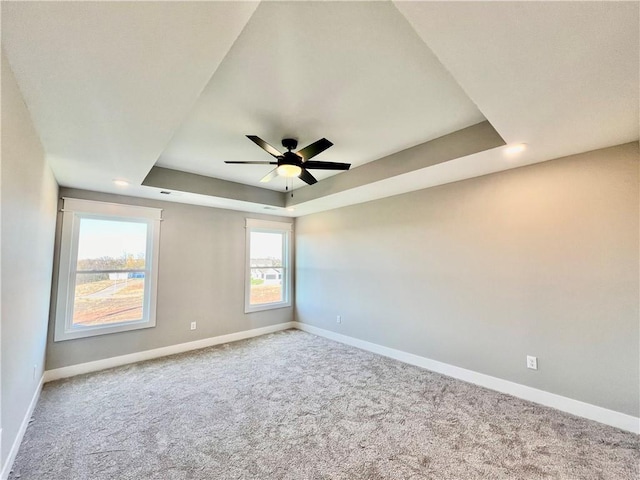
(54, 198, 162, 341)
(245, 219, 292, 313)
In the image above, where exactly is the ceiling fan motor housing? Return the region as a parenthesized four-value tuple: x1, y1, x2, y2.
(281, 151, 302, 166)
(281, 138, 298, 151)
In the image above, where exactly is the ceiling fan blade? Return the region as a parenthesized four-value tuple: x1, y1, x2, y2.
(260, 168, 278, 183)
(246, 135, 282, 158)
(298, 168, 318, 185)
(224, 161, 278, 165)
(303, 161, 350, 170)
(297, 138, 333, 161)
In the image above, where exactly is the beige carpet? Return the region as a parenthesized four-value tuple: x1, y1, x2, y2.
(9, 329, 639, 479)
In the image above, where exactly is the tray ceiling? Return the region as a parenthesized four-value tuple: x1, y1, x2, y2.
(2, 1, 638, 216)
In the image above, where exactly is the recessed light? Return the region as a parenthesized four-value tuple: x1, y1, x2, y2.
(113, 179, 129, 186)
(286, 207, 295, 212)
(505, 143, 527, 155)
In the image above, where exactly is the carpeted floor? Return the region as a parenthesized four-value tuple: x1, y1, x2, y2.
(9, 329, 639, 479)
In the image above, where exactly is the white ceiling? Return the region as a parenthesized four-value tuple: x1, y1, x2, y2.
(1, 1, 260, 190)
(2, 1, 638, 217)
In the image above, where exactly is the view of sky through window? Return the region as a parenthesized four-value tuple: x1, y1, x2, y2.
(250, 231, 283, 262)
(77, 218, 147, 262)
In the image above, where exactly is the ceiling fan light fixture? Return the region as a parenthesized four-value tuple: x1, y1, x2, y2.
(277, 164, 302, 178)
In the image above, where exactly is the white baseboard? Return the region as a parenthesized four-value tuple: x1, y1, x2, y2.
(38, 319, 639, 435)
(1, 377, 44, 480)
(44, 322, 295, 383)
(293, 322, 640, 434)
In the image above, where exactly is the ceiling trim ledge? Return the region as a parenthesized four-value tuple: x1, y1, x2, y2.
(142, 167, 285, 207)
(142, 121, 504, 214)
(287, 120, 504, 206)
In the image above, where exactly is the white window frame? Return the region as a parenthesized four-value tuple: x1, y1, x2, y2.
(54, 198, 162, 341)
(245, 218, 292, 313)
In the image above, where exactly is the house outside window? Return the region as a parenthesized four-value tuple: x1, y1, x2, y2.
(53, 198, 162, 341)
(245, 218, 292, 313)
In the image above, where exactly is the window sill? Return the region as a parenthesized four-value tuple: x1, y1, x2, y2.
(54, 319, 155, 342)
(244, 301, 292, 314)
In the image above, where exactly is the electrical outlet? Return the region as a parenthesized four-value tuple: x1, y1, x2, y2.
(190, 322, 197, 331)
(336, 315, 342, 324)
(33, 365, 37, 380)
(526, 355, 538, 370)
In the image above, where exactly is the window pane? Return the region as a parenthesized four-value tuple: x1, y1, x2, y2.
(77, 218, 147, 271)
(72, 272, 145, 326)
(249, 231, 284, 306)
(250, 267, 283, 305)
(250, 231, 283, 266)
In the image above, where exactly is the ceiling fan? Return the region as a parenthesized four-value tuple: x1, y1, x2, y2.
(225, 135, 351, 185)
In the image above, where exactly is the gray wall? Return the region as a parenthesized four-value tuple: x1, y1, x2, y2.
(46, 189, 293, 370)
(295, 142, 639, 417)
(1, 51, 59, 468)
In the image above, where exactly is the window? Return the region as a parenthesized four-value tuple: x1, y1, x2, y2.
(54, 198, 162, 341)
(245, 219, 292, 313)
